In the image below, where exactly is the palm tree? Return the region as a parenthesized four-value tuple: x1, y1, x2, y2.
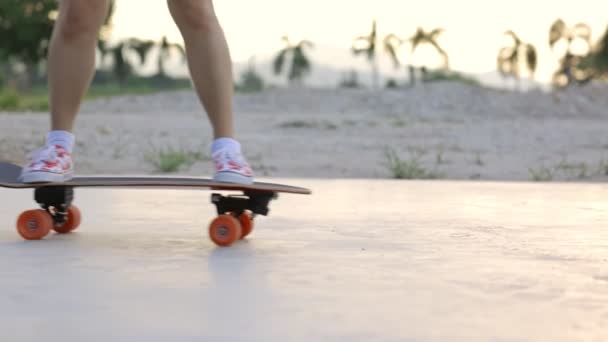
(549, 19, 592, 86)
(102, 38, 154, 87)
(100, 0, 115, 38)
(497, 31, 537, 83)
(273, 36, 314, 86)
(157, 36, 185, 78)
(352, 20, 379, 89)
(409, 27, 449, 70)
(352, 20, 404, 90)
(128, 38, 155, 66)
(108, 41, 132, 86)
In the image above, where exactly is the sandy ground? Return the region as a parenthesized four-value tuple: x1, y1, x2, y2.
(2, 83, 608, 341)
(1, 180, 607, 341)
(1, 81, 607, 181)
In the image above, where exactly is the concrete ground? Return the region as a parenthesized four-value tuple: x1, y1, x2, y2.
(0, 179, 607, 341)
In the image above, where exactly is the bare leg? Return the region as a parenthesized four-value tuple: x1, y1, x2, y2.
(48, 0, 110, 131)
(168, 0, 235, 139)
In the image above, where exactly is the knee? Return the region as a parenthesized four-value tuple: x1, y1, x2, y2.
(56, 1, 106, 41)
(169, 0, 219, 32)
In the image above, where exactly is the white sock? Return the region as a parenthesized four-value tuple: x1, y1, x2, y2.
(47, 130, 75, 153)
(211, 137, 241, 154)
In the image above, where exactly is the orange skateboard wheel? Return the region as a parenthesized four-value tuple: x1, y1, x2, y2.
(209, 215, 242, 247)
(238, 213, 254, 239)
(53, 206, 82, 234)
(16, 209, 53, 240)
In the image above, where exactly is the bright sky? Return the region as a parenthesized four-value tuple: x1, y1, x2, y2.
(111, 0, 608, 83)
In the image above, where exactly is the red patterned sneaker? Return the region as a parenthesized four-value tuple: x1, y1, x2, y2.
(212, 148, 254, 184)
(19, 145, 74, 183)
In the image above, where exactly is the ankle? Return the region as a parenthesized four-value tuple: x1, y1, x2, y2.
(212, 137, 240, 154)
(46, 130, 75, 153)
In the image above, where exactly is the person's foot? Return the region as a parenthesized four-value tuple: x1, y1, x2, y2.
(212, 146, 254, 185)
(19, 145, 74, 183)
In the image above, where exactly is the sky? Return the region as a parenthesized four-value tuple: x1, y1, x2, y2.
(110, 0, 608, 84)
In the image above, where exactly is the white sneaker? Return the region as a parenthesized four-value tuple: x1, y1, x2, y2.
(212, 149, 254, 184)
(19, 145, 74, 183)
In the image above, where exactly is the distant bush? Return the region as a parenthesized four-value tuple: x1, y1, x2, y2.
(579, 25, 608, 80)
(385, 79, 399, 89)
(338, 70, 361, 89)
(0, 89, 48, 111)
(236, 67, 265, 93)
(0, 90, 19, 109)
(422, 70, 480, 86)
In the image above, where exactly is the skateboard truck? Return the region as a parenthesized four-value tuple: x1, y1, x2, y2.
(211, 191, 277, 217)
(34, 186, 73, 226)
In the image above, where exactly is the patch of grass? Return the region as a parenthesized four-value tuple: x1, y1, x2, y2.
(528, 157, 608, 181)
(322, 122, 338, 130)
(469, 173, 482, 180)
(474, 152, 485, 166)
(555, 158, 589, 179)
(96, 126, 111, 136)
(279, 120, 316, 129)
(279, 120, 337, 130)
(448, 144, 464, 153)
(0, 89, 48, 111)
(384, 147, 441, 179)
(392, 118, 408, 128)
(435, 147, 449, 165)
(145, 147, 204, 173)
(342, 119, 358, 127)
(0, 81, 192, 112)
(86, 83, 188, 99)
(529, 165, 554, 182)
(598, 159, 608, 176)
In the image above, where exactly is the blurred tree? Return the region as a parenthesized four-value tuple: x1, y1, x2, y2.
(157, 36, 186, 78)
(97, 0, 116, 73)
(99, 35, 185, 87)
(273, 36, 313, 86)
(409, 27, 449, 70)
(549, 19, 593, 87)
(352, 20, 403, 90)
(107, 41, 132, 86)
(595, 26, 608, 73)
(0, 0, 58, 88)
(497, 31, 537, 83)
(579, 25, 608, 80)
(352, 20, 379, 89)
(128, 38, 156, 67)
(406, 27, 449, 86)
(104, 38, 156, 87)
(99, 0, 115, 40)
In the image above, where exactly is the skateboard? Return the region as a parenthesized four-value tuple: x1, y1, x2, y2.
(0, 161, 311, 247)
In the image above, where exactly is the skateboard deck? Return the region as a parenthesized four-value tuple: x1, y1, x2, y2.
(0, 161, 311, 246)
(0, 161, 311, 194)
